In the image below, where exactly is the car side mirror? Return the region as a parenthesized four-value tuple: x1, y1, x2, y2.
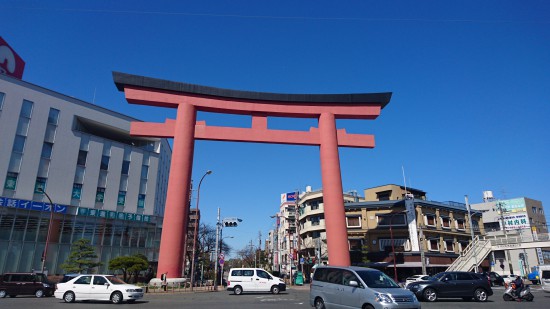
(349, 280, 359, 287)
(104, 283, 110, 286)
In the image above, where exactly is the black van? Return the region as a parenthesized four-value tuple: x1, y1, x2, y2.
(0, 272, 54, 298)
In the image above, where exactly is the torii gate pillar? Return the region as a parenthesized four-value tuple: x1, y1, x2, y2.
(319, 112, 349, 265)
(113, 72, 391, 277)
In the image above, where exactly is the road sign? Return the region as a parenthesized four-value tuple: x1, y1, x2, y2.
(219, 252, 225, 259)
(219, 259, 224, 266)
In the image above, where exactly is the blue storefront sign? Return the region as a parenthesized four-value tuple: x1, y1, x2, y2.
(0, 196, 68, 214)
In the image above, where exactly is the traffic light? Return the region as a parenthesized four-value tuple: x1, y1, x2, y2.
(223, 217, 242, 227)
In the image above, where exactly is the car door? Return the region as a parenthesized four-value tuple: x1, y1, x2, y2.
(437, 273, 457, 297)
(91, 275, 110, 300)
(324, 268, 343, 307)
(454, 273, 475, 296)
(254, 270, 271, 292)
(71, 275, 93, 300)
(340, 270, 364, 308)
(241, 269, 255, 291)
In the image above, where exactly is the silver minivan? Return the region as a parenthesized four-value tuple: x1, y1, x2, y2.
(310, 266, 421, 309)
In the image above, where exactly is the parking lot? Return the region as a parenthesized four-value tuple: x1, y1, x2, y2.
(1, 285, 549, 309)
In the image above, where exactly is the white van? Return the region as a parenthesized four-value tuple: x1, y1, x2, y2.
(226, 268, 286, 295)
(540, 265, 550, 293)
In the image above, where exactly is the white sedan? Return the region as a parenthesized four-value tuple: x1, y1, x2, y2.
(404, 275, 431, 288)
(55, 274, 144, 304)
(501, 274, 519, 285)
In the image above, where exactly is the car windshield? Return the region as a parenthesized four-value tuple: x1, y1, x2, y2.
(105, 276, 127, 285)
(357, 270, 400, 288)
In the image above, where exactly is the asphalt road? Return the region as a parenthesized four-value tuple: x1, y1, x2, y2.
(1, 285, 549, 309)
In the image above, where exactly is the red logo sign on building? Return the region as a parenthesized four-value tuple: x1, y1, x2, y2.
(0, 36, 25, 79)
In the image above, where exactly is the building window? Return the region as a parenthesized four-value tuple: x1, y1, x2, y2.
(34, 177, 47, 193)
(13, 135, 26, 153)
(117, 191, 126, 206)
(137, 194, 145, 208)
(425, 214, 436, 227)
(0, 92, 5, 111)
(444, 239, 454, 252)
(441, 217, 451, 229)
(348, 239, 362, 251)
(428, 239, 439, 251)
(310, 201, 319, 210)
(41, 142, 54, 159)
(312, 231, 321, 239)
(346, 216, 361, 228)
(95, 187, 105, 203)
(20, 100, 33, 118)
(47, 108, 60, 125)
(141, 165, 148, 179)
(376, 190, 391, 201)
(100, 155, 110, 170)
(377, 214, 406, 226)
(122, 160, 130, 175)
(4, 172, 18, 190)
(311, 216, 320, 226)
(456, 219, 465, 230)
(378, 238, 411, 252)
(532, 207, 537, 214)
(540, 208, 544, 215)
(72, 184, 83, 200)
(77, 150, 87, 166)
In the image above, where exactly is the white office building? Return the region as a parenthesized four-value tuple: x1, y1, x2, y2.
(0, 73, 171, 274)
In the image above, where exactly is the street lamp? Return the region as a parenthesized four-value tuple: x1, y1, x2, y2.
(190, 170, 212, 291)
(38, 187, 55, 274)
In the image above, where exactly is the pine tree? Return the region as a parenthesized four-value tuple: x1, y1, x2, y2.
(60, 238, 102, 273)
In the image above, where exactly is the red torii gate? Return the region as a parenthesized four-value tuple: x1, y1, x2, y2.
(113, 72, 391, 278)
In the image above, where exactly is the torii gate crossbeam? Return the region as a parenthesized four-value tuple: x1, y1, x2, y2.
(113, 72, 392, 279)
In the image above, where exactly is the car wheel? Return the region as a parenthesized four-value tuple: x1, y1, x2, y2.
(35, 289, 44, 298)
(234, 286, 243, 295)
(314, 298, 325, 309)
(111, 291, 123, 304)
(0, 290, 6, 298)
(423, 288, 438, 302)
(63, 291, 75, 303)
(271, 285, 280, 294)
(474, 288, 488, 302)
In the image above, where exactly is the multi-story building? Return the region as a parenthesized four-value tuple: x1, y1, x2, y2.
(0, 73, 171, 274)
(471, 191, 549, 276)
(278, 184, 485, 281)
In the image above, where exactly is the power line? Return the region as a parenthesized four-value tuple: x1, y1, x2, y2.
(3, 6, 550, 24)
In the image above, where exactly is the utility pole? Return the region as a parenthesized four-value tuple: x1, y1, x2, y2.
(465, 195, 478, 272)
(258, 231, 262, 268)
(214, 208, 220, 291)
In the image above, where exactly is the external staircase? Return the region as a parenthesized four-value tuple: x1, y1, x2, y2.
(446, 236, 492, 272)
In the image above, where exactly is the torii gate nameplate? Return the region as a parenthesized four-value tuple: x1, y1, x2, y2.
(113, 72, 391, 279)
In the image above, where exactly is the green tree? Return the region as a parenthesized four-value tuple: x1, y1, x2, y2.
(108, 254, 149, 283)
(361, 242, 370, 264)
(60, 239, 102, 273)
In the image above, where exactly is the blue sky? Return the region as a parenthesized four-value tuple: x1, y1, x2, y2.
(2, 1, 549, 256)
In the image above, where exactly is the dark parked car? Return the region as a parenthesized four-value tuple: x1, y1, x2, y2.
(483, 271, 504, 286)
(406, 271, 493, 302)
(0, 272, 54, 298)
